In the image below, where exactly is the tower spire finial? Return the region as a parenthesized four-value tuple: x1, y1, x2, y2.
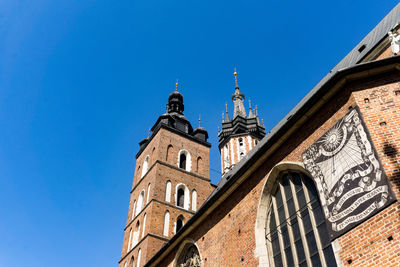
(234, 67, 239, 89)
(225, 102, 228, 112)
(249, 99, 252, 109)
(255, 105, 258, 116)
(198, 114, 201, 127)
(175, 79, 179, 91)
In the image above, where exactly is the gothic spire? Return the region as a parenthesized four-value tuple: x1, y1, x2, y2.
(248, 99, 255, 118)
(232, 69, 247, 118)
(224, 102, 231, 122)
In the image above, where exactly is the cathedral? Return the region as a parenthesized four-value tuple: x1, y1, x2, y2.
(119, 4, 400, 267)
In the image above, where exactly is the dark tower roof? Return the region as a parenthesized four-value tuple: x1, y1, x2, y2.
(136, 82, 210, 158)
(218, 71, 265, 149)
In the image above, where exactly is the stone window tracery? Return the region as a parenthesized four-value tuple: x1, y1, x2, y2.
(266, 171, 336, 267)
(176, 243, 202, 267)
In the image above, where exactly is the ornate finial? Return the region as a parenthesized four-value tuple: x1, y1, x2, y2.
(233, 67, 239, 89)
(249, 99, 252, 109)
(175, 79, 179, 91)
(222, 112, 225, 121)
(225, 102, 228, 112)
(255, 105, 258, 116)
(198, 114, 201, 127)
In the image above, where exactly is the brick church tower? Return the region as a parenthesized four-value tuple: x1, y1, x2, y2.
(119, 84, 215, 267)
(218, 70, 266, 174)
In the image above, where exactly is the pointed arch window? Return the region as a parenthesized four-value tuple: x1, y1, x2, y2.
(131, 200, 136, 220)
(163, 211, 170, 236)
(142, 213, 147, 238)
(178, 150, 191, 171)
(179, 153, 186, 169)
(266, 172, 336, 267)
(191, 190, 197, 211)
(175, 184, 190, 210)
(177, 188, 185, 208)
(136, 249, 141, 267)
(130, 257, 135, 267)
(141, 155, 150, 178)
(165, 181, 172, 202)
(135, 190, 144, 216)
(127, 228, 133, 252)
(132, 221, 140, 248)
(176, 216, 184, 233)
(166, 145, 173, 162)
(146, 183, 151, 204)
(196, 157, 202, 172)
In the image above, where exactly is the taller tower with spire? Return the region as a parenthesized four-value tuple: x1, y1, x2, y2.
(218, 70, 266, 174)
(119, 83, 215, 267)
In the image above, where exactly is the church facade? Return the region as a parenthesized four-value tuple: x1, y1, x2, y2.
(120, 4, 400, 267)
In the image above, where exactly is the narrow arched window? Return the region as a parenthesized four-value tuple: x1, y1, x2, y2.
(196, 157, 202, 172)
(267, 172, 336, 267)
(142, 213, 147, 238)
(238, 138, 244, 147)
(135, 191, 144, 216)
(177, 188, 185, 208)
(127, 228, 133, 252)
(131, 200, 136, 220)
(179, 153, 187, 169)
(146, 183, 151, 204)
(165, 181, 171, 202)
(130, 257, 135, 267)
(136, 249, 141, 267)
(176, 216, 184, 233)
(124, 261, 127, 267)
(141, 155, 149, 178)
(191, 190, 197, 211)
(178, 149, 191, 171)
(151, 147, 155, 164)
(166, 145, 173, 162)
(132, 221, 140, 247)
(163, 211, 170, 236)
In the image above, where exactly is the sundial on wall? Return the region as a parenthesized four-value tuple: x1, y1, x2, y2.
(302, 106, 396, 239)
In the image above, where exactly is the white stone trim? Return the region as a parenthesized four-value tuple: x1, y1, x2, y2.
(177, 149, 192, 172)
(175, 183, 190, 210)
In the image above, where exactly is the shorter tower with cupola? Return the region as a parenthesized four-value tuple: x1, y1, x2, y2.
(218, 70, 266, 174)
(119, 83, 215, 267)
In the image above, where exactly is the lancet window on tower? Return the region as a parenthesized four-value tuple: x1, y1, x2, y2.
(176, 216, 184, 233)
(177, 188, 185, 208)
(163, 211, 170, 237)
(178, 149, 191, 171)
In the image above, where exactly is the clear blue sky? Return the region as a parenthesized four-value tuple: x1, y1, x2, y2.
(0, 1, 398, 266)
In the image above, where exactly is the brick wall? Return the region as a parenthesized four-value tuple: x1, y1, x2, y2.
(155, 69, 400, 266)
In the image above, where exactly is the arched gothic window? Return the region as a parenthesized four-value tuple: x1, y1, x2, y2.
(131, 200, 136, 220)
(132, 221, 140, 248)
(141, 155, 150, 178)
(130, 257, 135, 267)
(142, 213, 147, 238)
(127, 228, 133, 252)
(176, 243, 202, 267)
(266, 172, 336, 267)
(176, 216, 184, 233)
(191, 190, 197, 211)
(165, 181, 172, 202)
(179, 153, 187, 169)
(136, 249, 141, 267)
(146, 183, 151, 204)
(177, 188, 185, 208)
(238, 137, 244, 147)
(175, 184, 190, 210)
(163, 211, 170, 236)
(238, 138, 245, 159)
(196, 157, 202, 172)
(135, 190, 144, 216)
(178, 149, 191, 171)
(166, 145, 173, 162)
